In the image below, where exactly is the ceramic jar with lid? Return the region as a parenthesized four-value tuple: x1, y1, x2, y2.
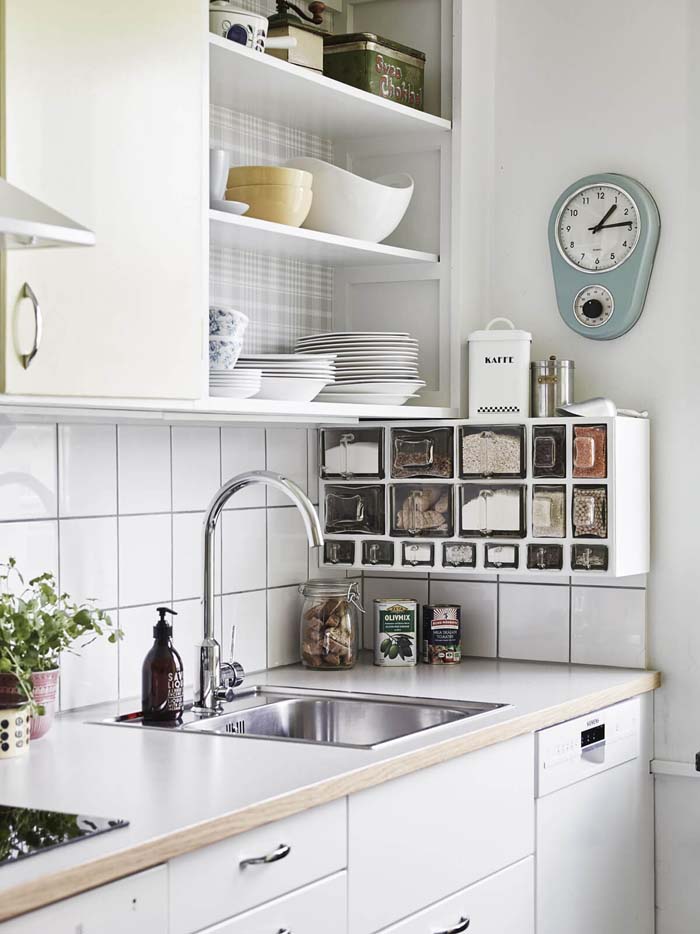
(299, 579, 363, 670)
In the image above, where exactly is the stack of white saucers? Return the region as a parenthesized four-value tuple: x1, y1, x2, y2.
(209, 368, 262, 399)
(235, 353, 336, 402)
(294, 332, 425, 405)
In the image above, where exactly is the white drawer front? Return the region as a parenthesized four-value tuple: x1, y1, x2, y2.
(0, 866, 167, 933)
(381, 858, 533, 934)
(197, 872, 347, 933)
(169, 799, 347, 934)
(348, 735, 534, 934)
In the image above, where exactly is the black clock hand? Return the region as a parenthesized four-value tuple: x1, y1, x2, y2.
(590, 203, 617, 233)
(587, 221, 634, 231)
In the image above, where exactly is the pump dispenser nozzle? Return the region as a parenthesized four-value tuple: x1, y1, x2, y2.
(142, 606, 184, 723)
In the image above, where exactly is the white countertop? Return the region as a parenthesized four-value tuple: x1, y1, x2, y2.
(0, 654, 659, 920)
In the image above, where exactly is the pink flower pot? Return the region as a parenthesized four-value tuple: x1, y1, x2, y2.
(0, 668, 59, 740)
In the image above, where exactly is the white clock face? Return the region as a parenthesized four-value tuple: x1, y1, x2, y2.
(556, 183, 641, 272)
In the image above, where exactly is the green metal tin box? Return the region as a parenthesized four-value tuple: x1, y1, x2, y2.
(323, 32, 426, 111)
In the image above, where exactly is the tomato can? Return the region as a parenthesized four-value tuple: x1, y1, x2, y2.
(422, 605, 461, 665)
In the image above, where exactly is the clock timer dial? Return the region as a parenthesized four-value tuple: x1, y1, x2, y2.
(556, 183, 641, 273)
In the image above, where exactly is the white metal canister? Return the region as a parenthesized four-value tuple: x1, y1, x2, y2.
(468, 318, 532, 419)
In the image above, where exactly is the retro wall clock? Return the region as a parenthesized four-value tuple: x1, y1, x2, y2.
(548, 173, 660, 340)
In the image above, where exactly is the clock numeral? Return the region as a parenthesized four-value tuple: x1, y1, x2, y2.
(570, 241, 575, 249)
(623, 208, 629, 215)
(622, 241, 628, 248)
(595, 258, 600, 265)
(580, 253, 585, 261)
(566, 225, 571, 232)
(568, 209, 579, 217)
(610, 253, 615, 260)
(582, 196, 590, 205)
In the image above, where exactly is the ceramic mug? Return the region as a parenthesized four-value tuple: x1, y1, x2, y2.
(209, 2, 268, 52)
(210, 149, 230, 202)
(0, 704, 31, 759)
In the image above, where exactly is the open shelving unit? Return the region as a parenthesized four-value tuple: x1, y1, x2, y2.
(210, 211, 439, 266)
(209, 35, 452, 140)
(206, 3, 460, 424)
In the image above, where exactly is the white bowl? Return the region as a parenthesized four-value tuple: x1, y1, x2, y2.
(255, 377, 330, 402)
(283, 157, 414, 243)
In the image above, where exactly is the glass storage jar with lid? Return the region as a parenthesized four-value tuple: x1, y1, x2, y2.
(299, 579, 363, 670)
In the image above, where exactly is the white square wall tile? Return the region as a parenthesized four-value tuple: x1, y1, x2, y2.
(267, 507, 309, 588)
(0, 424, 57, 520)
(60, 623, 119, 710)
(221, 428, 266, 508)
(118, 604, 160, 702)
(0, 520, 58, 593)
(59, 425, 117, 517)
(169, 599, 204, 688)
(361, 576, 429, 650)
(59, 517, 118, 608)
(222, 590, 267, 674)
(499, 583, 570, 663)
(118, 426, 171, 514)
(571, 587, 647, 668)
(266, 429, 307, 507)
(221, 509, 266, 594)
(173, 512, 222, 601)
(172, 427, 221, 512)
(119, 514, 172, 607)
(430, 580, 498, 658)
(267, 585, 303, 668)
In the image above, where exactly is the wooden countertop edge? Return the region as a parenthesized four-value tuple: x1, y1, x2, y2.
(0, 670, 660, 922)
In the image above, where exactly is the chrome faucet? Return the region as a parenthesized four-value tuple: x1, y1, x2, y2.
(193, 470, 324, 715)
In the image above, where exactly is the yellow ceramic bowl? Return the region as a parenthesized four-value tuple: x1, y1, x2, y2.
(226, 185, 313, 227)
(227, 166, 312, 190)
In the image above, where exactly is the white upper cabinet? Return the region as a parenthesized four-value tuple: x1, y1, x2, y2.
(1, 0, 206, 399)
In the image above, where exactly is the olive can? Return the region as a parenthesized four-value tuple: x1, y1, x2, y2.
(374, 598, 418, 666)
(422, 604, 461, 665)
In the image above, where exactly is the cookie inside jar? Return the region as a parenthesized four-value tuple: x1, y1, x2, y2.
(299, 579, 363, 671)
(390, 484, 454, 537)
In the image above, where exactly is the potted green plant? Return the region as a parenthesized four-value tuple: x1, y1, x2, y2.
(0, 559, 122, 740)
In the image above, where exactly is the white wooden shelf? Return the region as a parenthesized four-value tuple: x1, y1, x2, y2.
(0, 395, 457, 426)
(210, 210, 439, 266)
(209, 35, 452, 141)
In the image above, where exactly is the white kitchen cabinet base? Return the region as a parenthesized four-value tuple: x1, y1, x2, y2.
(348, 734, 534, 934)
(0, 866, 167, 933)
(380, 858, 534, 934)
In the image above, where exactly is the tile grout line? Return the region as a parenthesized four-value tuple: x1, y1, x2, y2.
(115, 425, 122, 702)
(55, 424, 63, 711)
(264, 428, 270, 669)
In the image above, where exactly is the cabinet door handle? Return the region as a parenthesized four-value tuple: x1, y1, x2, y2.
(20, 282, 42, 370)
(434, 917, 470, 934)
(239, 843, 291, 868)
(276, 929, 292, 934)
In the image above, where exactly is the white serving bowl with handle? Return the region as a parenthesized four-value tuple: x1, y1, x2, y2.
(284, 157, 414, 243)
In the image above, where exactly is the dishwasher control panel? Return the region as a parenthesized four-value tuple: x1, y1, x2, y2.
(536, 696, 640, 797)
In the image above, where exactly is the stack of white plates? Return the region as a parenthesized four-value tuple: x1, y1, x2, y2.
(236, 353, 336, 402)
(209, 368, 262, 399)
(294, 332, 425, 405)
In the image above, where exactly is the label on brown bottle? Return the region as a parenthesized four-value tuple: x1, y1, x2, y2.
(167, 671, 183, 712)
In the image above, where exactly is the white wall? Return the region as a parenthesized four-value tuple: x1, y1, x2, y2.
(458, 1, 700, 929)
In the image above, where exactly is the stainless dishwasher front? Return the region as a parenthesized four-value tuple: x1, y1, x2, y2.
(535, 696, 654, 934)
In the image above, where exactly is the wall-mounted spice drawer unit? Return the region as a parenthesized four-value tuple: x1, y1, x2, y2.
(318, 416, 649, 578)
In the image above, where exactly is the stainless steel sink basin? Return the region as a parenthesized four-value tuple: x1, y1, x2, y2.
(97, 686, 507, 749)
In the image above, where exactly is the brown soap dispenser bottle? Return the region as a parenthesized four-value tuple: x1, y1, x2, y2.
(142, 606, 184, 723)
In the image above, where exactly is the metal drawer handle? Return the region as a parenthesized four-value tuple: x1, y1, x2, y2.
(20, 282, 42, 370)
(239, 843, 291, 868)
(434, 918, 470, 934)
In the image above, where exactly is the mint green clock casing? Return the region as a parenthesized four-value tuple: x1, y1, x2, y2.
(548, 173, 660, 340)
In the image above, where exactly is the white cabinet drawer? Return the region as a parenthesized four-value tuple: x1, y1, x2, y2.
(197, 871, 347, 933)
(0, 865, 167, 933)
(348, 735, 534, 934)
(169, 799, 347, 934)
(381, 858, 533, 934)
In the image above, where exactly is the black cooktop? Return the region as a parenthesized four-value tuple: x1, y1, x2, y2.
(0, 805, 129, 866)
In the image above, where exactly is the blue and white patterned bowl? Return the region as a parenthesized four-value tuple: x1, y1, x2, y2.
(209, 336, 244, 371)
(209, 306, 249, 339)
